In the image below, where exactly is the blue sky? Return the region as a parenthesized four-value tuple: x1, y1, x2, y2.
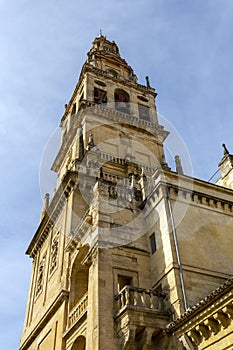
(1, 1, 233, 348)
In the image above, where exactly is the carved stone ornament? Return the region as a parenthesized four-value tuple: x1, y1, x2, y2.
(50, 233, 59, 274)
(35, 255, 46, 296)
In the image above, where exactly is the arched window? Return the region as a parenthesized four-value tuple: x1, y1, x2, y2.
(71, 336, 86, 350)
(138, 104, 150, 121)
(94, 87, 107, 104)
(69, 247, 89, 310)
(114, 89, 130, 114)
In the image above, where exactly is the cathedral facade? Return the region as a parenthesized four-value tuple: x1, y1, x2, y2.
(20, 36, 233, 350)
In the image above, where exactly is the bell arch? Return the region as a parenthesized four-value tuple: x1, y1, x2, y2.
(71, 335, 86, 350)
(114, 88, 130, 114)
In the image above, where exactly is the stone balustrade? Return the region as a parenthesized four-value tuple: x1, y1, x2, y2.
(99, 152, 155, 174)
(115, 285, 166, 315)
(80, 99, 158, 131)
(186, 304, 233, 346)
(68, 292, 88, 328)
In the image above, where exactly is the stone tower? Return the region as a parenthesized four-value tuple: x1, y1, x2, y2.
(20, 36, 233, 350)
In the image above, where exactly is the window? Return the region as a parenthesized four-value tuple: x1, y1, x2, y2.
(94, 87, 107, 104)
(150, 232, 156, 254)
(69, 247, 89, 310)
(71, 336, 86, 350)
(114, 89, 130, 114)
(138, 104, 150, 121)
(118, 275, 133, 292)
(113, 268, 138, 294)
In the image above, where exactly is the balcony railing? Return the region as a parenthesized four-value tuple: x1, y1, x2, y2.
(114, 286, 166, 316)
(99, 151, 156, 174)
(79, 99, 158, 130)
(68, 292, 88, 328)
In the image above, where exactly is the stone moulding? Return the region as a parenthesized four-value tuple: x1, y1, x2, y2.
(60, 61, 156, 125)
(167, 278, 233, 347)
(26, 172, 78, 258)
(149, 170, 233, 216)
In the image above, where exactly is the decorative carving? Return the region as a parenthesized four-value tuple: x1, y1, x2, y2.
(35, 255, 46, 296)
(109, 184, 117, 199)
(50, 233, 59, 274)
(122, 326, 137, 350)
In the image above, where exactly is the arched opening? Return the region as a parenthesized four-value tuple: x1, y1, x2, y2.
(138, 104, 150, 121)
(69, 246, 89, 310)
(71, 336, 86, 350)
(114, 89, 130, 114)
(94, 87, 107, 104)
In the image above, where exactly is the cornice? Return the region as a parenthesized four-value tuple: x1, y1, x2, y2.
(85, 64, 156, 94)
(167, 277, 233, 333)
(153, 169, 233, 208)
(60, 62, 156, 125)
(53, 102, 167, 173)
(26, 171, 78, 258)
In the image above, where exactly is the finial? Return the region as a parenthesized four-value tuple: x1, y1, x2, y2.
(100, 29, 102, 37)
(146, 76, 150, 88)
(222, 143, 229, 156)
(175, 155, 184, 175)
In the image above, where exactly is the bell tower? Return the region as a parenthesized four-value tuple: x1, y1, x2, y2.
(20, 36, 181, 350)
